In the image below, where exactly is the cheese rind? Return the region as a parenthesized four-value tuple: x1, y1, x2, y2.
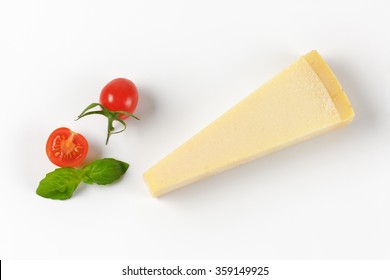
(304, 50, 354, 123)
(144, 51, 354, 197)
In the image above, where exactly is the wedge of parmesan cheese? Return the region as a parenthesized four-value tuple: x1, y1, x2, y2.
(144, 50, 354, 197)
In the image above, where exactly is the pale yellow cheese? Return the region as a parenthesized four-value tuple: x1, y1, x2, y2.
(144, 50, 354, 197)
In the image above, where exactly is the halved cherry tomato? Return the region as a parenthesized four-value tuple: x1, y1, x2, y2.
(100, 78, 139, 120)
(46, 127, 89, 167)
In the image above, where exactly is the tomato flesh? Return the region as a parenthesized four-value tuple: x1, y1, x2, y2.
(99, 78, 138, 120)
(46, 127, 88, 167)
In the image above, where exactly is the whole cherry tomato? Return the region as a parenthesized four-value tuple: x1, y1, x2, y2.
(99, 78, 139, 120)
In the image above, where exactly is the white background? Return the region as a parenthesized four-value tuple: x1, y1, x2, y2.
(0, 0, 389, 260)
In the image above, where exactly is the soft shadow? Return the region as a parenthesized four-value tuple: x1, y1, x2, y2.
(327, 58, 378, 133)
(83, 137, 103, 165)
(72, 182, 89, 197)
(134, 85, 157, 122)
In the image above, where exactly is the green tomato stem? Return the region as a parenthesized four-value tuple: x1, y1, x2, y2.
(76, 103, 139, 144)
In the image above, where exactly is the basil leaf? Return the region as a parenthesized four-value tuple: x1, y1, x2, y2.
(36, 168, 81, 200)
(81, 158, 129, 185)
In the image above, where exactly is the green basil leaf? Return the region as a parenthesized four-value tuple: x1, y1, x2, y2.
(36, 168, 81, 200)
(81, 158, 129, 185)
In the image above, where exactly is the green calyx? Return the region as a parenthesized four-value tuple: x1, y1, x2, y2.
(76, 103, 139, 144)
